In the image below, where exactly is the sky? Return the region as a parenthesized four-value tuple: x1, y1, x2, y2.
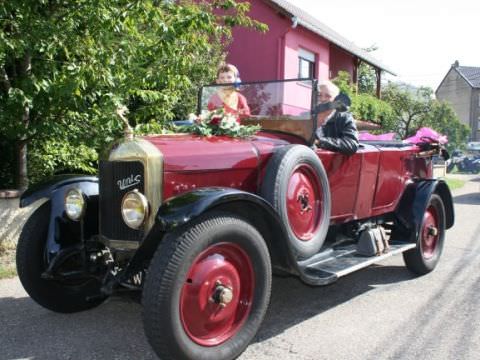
(293, 0, 480, 90)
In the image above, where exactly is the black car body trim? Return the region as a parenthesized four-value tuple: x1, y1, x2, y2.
(121, 187, 299, 281)
(20, 174, 98, 207)
(20, 175, 99, 263)
(395, 179, 454, 241)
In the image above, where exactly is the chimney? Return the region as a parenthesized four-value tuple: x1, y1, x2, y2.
(452, 60, 459, 68)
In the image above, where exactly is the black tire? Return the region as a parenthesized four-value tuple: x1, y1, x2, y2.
(142, 212, 271, 360)
(261, 145, 331, 259)
(16, 202, 106, 313)
(403, 194, 446, 275)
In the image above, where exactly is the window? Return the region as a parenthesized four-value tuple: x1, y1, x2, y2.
(298, 48, 316, 79)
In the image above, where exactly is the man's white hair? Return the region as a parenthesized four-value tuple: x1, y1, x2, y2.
(318, 80, 340, 99)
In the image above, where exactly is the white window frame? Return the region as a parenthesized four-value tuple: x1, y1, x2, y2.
(298, 48, 316, 79)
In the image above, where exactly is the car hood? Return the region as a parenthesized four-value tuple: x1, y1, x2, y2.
(142, 132, 301, 172)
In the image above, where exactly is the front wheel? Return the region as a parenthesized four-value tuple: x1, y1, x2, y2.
(16, 202, 106, 313)
(142, 212, 272, 360)
(403, 194, 446, 274)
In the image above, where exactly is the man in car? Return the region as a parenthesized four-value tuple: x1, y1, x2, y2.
(314, 80, 359, 155)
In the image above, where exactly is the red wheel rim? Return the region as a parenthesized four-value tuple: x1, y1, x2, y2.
(180, 243, 255, 346)
(421, 205, 439, 259)
(286, 164, 323, 241)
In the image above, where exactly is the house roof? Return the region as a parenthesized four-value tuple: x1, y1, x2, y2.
(455, 66, 480, 88)
(266, 0, 396, 75)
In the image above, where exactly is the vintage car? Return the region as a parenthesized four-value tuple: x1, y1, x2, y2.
(17, 79, 454, 360)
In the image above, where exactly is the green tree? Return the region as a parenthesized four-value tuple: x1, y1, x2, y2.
(422, 101, 470, 152)
(382, 83, 434, 138)
(382, 83, 469, 149)
(332, 70, 354, 97)
(357, 45, 378, 95)
(332, 72, 469, 149)
(350, 93, 395, 131)
(0, 0, 266, 189)
(357, 63, 377, 95)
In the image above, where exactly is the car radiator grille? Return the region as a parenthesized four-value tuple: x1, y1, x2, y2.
(99, 160, 145, 242)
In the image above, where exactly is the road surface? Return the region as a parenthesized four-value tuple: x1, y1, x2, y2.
(1, 175, 479, 360)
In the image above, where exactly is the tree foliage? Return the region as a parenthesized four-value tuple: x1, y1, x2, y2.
(333, 71, 395, 131)
(0, 0, 266, 188)
(357, 45, 378, 95)
(421, 100, 470, 152)
(378, 83, 469, 149)
(381, 84, 434, 138)
(332, 71, 469, 150)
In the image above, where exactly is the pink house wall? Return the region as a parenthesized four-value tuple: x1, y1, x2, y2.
(227, 0, 359, 106)
(282, 28, 330, 110)
(227, 0, 333, 83)
(227, 0, 291, 82)
(329, 45, 355, 79)
(283, 26, 330, 80)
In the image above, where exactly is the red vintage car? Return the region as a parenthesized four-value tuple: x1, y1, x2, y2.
(17, 79, 454, 360)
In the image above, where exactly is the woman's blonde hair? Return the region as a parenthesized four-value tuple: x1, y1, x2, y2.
(318, 80, 340, 99)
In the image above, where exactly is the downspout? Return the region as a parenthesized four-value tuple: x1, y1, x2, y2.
(353, 57, 360, 94)
(469, 87, 476, 141)
(277, 16, 298, 80)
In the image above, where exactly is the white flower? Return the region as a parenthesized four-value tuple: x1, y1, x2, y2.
(220, 114, 240, 130)
(199, 110, 210, 122)
(188, 113, 198, 122)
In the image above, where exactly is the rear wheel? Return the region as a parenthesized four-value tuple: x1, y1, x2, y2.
(403, 194, 446, 274)
(16, 202, 106, 313)
(142, 213, 271, 360)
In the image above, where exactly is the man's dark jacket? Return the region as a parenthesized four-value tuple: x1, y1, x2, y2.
(315, 111, 359, 155)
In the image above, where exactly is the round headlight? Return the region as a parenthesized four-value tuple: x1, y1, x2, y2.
(64, 188, 86, 221)
(121, 190, 149, 229)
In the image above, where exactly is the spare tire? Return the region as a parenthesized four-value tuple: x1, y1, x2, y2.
(261, 145, 331, 259)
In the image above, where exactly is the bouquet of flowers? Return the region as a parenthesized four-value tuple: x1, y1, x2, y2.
(184, 108, 260, 138)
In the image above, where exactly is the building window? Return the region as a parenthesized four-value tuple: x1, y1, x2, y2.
(298, 48, 316, 79)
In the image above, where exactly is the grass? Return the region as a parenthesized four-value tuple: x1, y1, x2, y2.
(0, 246, 17, 280)
(444, 178, 466, 191)
(0, 264, 17, 279)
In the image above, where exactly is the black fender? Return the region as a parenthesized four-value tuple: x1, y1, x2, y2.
(123, 188, 299, 280)
(394, 179, 454, 241)
(20, 175, 99, 263)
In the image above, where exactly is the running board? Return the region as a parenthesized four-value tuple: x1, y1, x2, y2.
(298, 242, 416, 286)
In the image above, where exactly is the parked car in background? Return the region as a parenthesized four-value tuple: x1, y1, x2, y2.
(16, 79, 454, 360)
(446, 149, 480, 173)
(467, 141, 480, 152)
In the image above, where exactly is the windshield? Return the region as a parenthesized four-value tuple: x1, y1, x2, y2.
(199, 79, 315, 119)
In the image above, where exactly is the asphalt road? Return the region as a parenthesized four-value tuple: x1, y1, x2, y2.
(1, 175, 479, 360)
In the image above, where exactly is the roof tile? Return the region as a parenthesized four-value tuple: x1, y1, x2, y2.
(456, 66, 480, 88)
(266, 0, 396, 75)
